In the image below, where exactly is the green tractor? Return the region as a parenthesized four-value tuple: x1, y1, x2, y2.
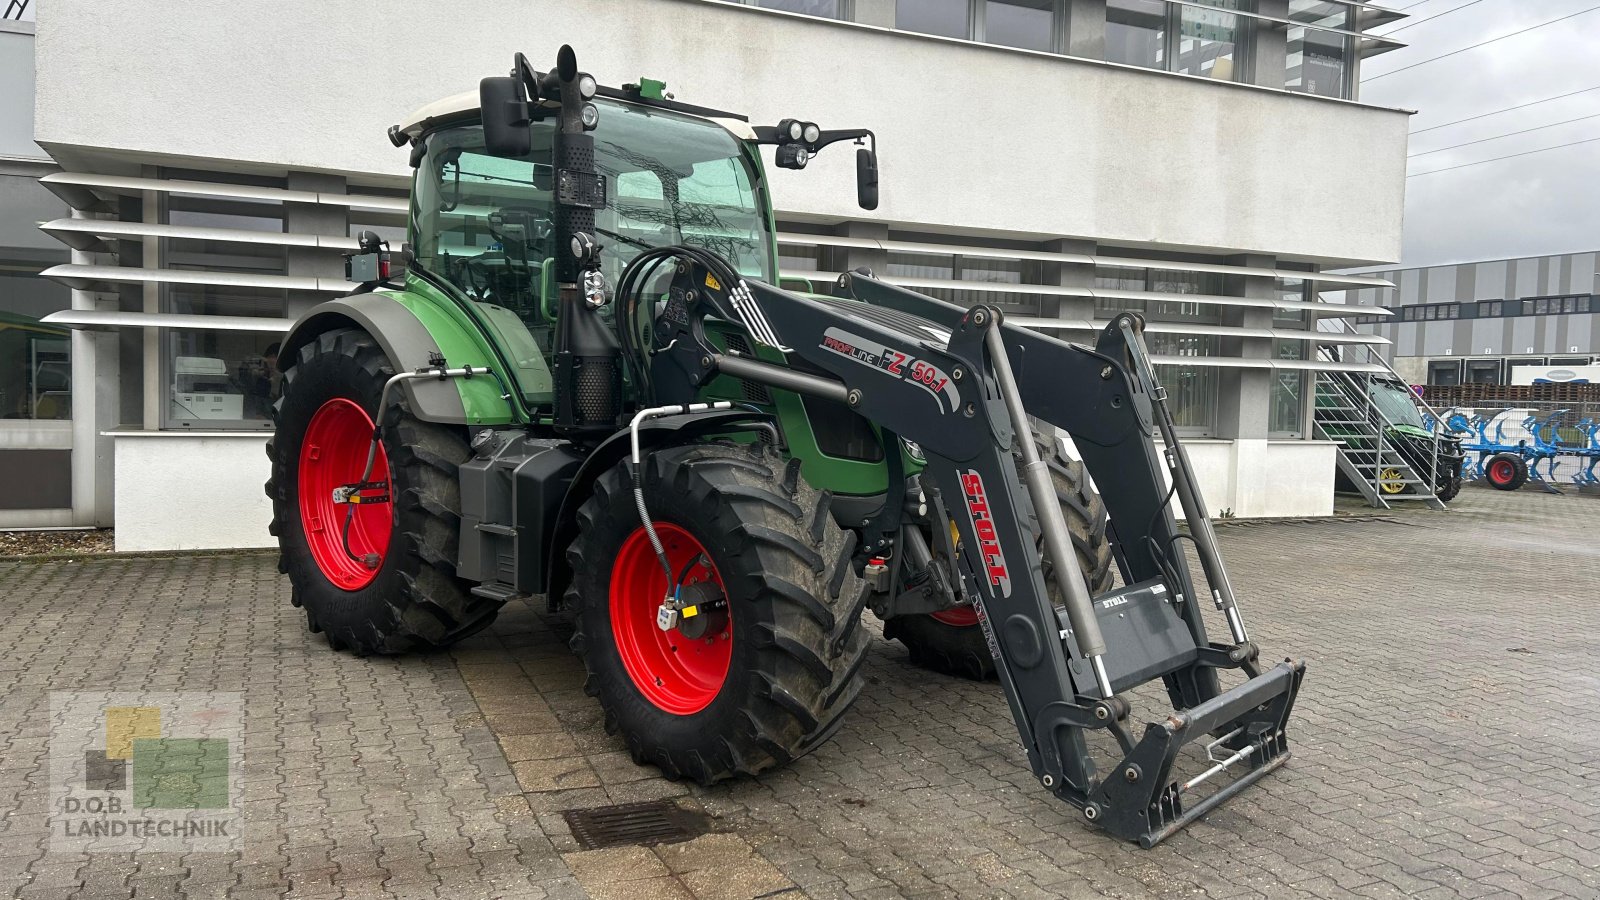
(268, 46, 1305, 846)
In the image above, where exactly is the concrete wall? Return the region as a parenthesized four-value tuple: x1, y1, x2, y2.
(111, 433, 273, 551)
(34, 0, 1409, 265)
(1061, 434, 1337, 519)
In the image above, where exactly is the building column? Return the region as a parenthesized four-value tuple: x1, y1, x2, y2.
(1250, 0, 1288, 89)
(833, 220, 888, 277)
(1217, 257, 1276, 442)
(1218, 255, 1279, 517)
(141, 184, 162, 432)
(284, 172, 349, 319)
(1040, 237, 1096, 340)
(69, 207, 118, 526)
(1065, 0, 1108, 60)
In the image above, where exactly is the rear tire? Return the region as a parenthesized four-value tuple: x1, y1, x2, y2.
(266, 328, 498, 654)
(884, 431, 1115, 680)
(1484, 452, 1529, 491)
(566, 442, 869, 784)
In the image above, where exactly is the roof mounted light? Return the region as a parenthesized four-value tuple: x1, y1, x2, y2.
(577, 73, 598, 100)
(802, 122, 821, 144)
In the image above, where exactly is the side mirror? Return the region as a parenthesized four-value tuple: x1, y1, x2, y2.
(480, 76, 531, 158)
(856, 147, 879, 211)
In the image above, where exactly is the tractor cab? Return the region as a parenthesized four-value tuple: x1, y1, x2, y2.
(396, 91, 780, 409)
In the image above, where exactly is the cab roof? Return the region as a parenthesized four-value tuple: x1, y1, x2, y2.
(396, 89, 757, 143)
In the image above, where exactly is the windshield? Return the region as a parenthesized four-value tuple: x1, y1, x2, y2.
(1369, 379, 1426, 429)
(410, 99, 773, 406)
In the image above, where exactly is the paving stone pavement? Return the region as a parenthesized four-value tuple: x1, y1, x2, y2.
(2, 482, 1598, 898)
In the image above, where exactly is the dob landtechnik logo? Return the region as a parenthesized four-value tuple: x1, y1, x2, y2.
(49, 692, 242, 852)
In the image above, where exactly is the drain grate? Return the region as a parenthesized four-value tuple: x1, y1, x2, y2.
(562, 800, 709, 851)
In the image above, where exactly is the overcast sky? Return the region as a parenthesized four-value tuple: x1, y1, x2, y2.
(1359, 0, 1600, 269)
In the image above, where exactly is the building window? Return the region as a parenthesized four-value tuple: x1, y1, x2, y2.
(1485, 300, 1503, 317)
(984, 0, 1057, 52)
(161, 196, 289, 430)
(1107, 0, 1250, 81)
(1174, 1, 1247, 81)
(1094, 265, 1149, 313)
(165, 329, 283, 428)
(1285, 1, 1352, 98)
(887, 250, 1034, 313)
(897, 0, 971, 38)
(1107, 0, 1168, 69)
(0, 173, 72, 422)
(0, 269, 71, 421)
(1149, 269, 1223, 320)
(1148, 333, 1220, 433)
(777, 243, 820, 272)
(747, 0, 847, 18)
(1270, 339, 1305, 436)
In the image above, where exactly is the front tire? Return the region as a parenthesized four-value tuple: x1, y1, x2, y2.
(566, 442, 869, 784)
(266, 328, 497, 654)
(884, 432, 1115, 680)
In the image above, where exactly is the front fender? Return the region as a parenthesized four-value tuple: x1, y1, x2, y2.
(541, 410, 775, 601)
(281, 291, 517, 425)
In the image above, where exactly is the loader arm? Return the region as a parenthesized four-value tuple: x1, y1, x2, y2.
(649, 256, 1305, 846)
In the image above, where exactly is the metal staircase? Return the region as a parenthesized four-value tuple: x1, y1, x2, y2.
(1313, 332, 1448, 510)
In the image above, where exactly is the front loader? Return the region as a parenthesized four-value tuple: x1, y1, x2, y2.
(266, 45, 1305, 846)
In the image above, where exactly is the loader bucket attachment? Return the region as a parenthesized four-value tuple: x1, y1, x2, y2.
(1080, 659, 1304, 846)
(646, 258, 1309, 845)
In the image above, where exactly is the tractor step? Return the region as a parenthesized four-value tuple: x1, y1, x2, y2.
(469, 581, 520, 603)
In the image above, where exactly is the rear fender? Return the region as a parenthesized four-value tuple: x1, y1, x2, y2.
(281, 291, 518, 425)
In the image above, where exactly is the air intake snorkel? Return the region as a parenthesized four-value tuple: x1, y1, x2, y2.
(480, 46, 620, 439)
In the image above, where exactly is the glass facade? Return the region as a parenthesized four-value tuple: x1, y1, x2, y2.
(897, 0, 971, 37)
(1286, 1, 1352, 98)
(871, 0, 1383, 98)
(753, 0, 846, 16)
(0, 174, 70, 422)
(161, 192, 289, 430)
(1106, 0, 1168, 69)
(1174, 1, 1246, 82)
(1270, 339, 1305, 435)
(886, 251, 1034, 313)
(985, 0, 1057, 52)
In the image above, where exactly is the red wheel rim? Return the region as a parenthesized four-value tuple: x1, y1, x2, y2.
(610, 524, 731, 715)
(1489, 459, 1515, 485)
(298, 398, 391, 591)
(931, 606, 980, 627)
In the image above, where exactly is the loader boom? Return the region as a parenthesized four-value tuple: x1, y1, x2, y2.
(649, 258, 1305, 846)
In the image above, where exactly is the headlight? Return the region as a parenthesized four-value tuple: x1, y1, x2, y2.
(785, 119, 804, 141)
(802, 122, 821, 144)
(580, 103, 600, 130)
(577, 73, 598, 99)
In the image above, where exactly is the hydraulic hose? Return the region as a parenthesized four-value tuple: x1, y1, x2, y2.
(628, 402, 734, 592)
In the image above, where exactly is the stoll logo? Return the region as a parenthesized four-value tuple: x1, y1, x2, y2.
(959, 470, 1012, 598)
(48, 692, 242, 852)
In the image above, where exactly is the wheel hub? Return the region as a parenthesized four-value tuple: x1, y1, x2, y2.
(298, 398, 392, 591)
(611, 524, 732, 714)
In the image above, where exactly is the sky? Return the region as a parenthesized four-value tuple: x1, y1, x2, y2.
(1358, 0, 1600, 269)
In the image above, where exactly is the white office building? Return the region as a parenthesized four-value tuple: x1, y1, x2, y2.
(3, 0, 1412, 547)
